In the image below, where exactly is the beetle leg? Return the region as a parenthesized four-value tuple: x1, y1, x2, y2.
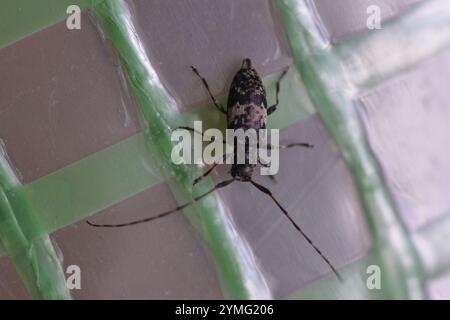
(258, 158, 278, 183)
(174, 126, 223, 144)
(263, 142, 314, 150)
(87, 179, 235, 228)
(249, 179, 342, 281)
(258, 158, 271, 167)
(193, 163, 218, 186)
(193, 152, 232, 186)
(190, 66, 227, 114)
(267, 68, 288, 115)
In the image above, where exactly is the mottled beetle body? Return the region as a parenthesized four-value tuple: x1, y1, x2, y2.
(227, 58, 267, 181)
(88, 58, 342, 281)
(227, 58, 268, 130)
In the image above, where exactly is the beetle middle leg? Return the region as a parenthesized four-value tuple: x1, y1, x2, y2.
(190, 66, 227, 114)
(175, 126, 230, 185)
(264, 142, 314, 149)
(258, 158, 271, 168)
(193, 163, 218, 186)
(176, 126, 225, 144)
(193, 151, 233, 186)
(267, 68, 289, 115)
(258, 159, 278, 183)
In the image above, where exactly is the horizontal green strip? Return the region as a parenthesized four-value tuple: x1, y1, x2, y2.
(0, 133, 163, 258)
(0, 0, 104, 49)
(24, 132, 162, 235)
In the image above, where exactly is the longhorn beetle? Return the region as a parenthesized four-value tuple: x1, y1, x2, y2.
(88, 58, 342, 281)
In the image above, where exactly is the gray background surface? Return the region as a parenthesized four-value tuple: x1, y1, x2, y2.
(1, 0, 449, 299)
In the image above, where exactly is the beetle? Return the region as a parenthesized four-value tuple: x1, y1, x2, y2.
(88, 58, 342, 280)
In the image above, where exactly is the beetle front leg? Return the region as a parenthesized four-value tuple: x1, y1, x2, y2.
(190, 66, 227, 114)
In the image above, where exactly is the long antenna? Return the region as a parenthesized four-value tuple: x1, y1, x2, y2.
(87, 178, 235, 228)
(250, 180, 342, 281)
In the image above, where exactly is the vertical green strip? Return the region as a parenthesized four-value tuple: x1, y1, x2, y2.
(276, 0, 426, 299)
(0, 149, 70, 299)
(93, 0, 272, 299)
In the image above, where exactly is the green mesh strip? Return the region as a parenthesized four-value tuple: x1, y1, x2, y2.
(25, 133, 162, 235)
(0, 150, 70, 299)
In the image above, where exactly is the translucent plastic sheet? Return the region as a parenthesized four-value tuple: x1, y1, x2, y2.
(1, 0, 450, 300)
